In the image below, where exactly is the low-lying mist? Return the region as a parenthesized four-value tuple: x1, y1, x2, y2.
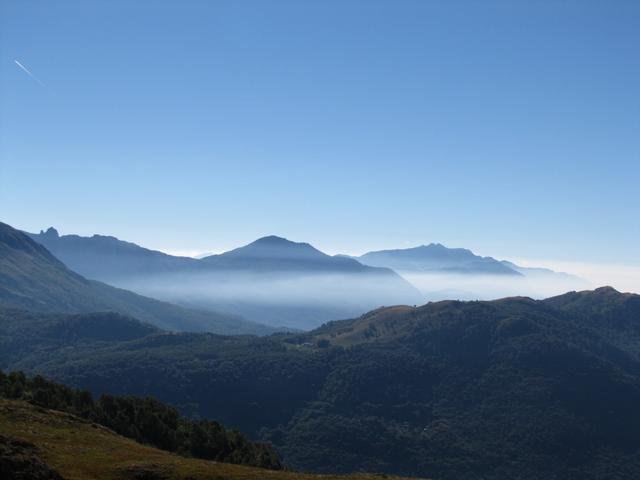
(105, 266, 597, 331)
(401, 270, 591, 302)
(114, 270, 423, 330)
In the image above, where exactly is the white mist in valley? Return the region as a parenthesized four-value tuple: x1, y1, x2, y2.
(109, 267, 596, 331)
(116, 270, 423, 330)
(400, 270, 591, 302)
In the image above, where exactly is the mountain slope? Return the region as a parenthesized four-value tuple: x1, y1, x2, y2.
(544, 286, 640, 355)
(0, 309, 161, 368)
(2, 288, 640, 479)
(1, 369, 283, 469)
(27, 227, 197, 282)
(0, 398, 416, 480)
(0, 222, 272, 335)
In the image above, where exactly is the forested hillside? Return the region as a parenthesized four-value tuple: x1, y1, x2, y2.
(0, 396, 416, 480)
(0, 370, 282, 470)
(2, 288, 640, 479)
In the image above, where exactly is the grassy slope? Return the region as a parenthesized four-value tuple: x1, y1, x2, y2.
(0, 398, 420, 480)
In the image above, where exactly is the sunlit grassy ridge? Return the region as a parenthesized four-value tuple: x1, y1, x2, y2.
(0, 398, 421, 480)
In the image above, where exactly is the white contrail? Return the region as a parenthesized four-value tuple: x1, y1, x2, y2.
(14, 60, 46, 87)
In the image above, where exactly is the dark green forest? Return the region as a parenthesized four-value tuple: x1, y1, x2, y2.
(2, 287, 640, 479)
(0, 369, 282, 470)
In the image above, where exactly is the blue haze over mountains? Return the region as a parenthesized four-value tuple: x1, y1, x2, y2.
(0, 222, 271, 335)
(352, 244, 588, 301)
(356, 244, 519, 275)
(28, 226, 588, 330)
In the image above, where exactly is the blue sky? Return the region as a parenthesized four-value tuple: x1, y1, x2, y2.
(1, 1, 639, 273)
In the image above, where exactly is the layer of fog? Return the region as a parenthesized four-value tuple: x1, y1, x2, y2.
(105, 262, 635, 331)
(507, 258, 640, 295)
(401, 270, 591, 301)
(113, 271, 422, 330)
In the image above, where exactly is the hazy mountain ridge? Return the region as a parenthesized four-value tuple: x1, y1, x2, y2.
(28, 229, 423, 329)
(350, 243, 589, 301)
(203, 236, 396, 273)
(26, 227, 198, 281)
(2, 287, 640, 479)
(356, 243, 521, 275)
(0, 222, 273, 335)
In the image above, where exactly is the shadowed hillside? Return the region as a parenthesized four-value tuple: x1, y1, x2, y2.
(0, 370, 282, 470)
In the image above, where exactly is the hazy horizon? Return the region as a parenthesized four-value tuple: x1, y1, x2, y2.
(2, 1, 638, 294)
(15, 221, 640, 296)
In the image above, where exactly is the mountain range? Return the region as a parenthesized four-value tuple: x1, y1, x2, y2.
(27, 226, 198, 280)
(351, 244, 589, 300)
(28, 228, 423, 329)
(27, 226, 592, 329)
(354, 243, 521, 275)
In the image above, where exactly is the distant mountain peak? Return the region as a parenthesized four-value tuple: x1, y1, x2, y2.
(40, 227, 59, 238)
(219, 235, 327, 260)
(251, 235, 306, 246)
(418, 243, 474, 254)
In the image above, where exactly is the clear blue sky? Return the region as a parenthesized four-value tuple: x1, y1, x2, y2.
(1, 1, 638, 265)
